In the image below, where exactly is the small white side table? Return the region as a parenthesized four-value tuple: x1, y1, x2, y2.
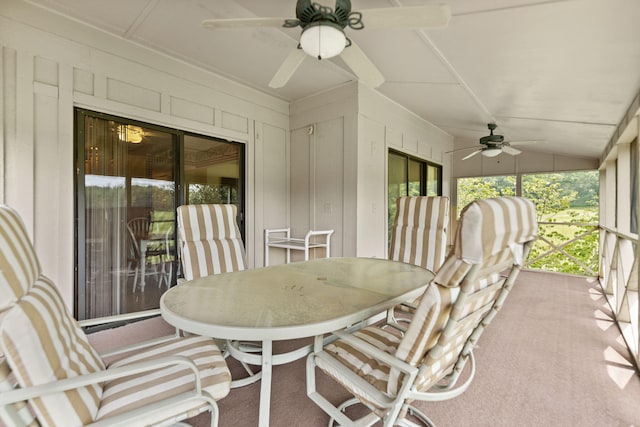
(264, 228, 333, 266)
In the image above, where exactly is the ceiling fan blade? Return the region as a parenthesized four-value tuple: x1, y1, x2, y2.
(502, 145, 522, 155)
(268, 48, 306, 88)
(360, 5, 451, 30)
(508, 140, 544, 146)
(445, 146, 477, 154)
(339, 41, 385, 88)
(462, 149, 482, 160)
(202, 17, 287, 30)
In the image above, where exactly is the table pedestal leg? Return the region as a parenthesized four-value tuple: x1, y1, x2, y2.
(259, 339, 273, 427)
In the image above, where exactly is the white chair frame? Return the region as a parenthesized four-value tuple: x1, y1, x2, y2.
(0, 310, 222, 427)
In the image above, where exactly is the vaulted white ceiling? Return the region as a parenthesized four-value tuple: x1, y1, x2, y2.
(24, 0, 640, 160)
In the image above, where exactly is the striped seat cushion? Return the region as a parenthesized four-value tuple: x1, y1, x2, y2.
(177, 204, 247, 280)
(319, 284, 458, 404)
(389, 196, 449, 273)
(0, 276, 105, 427)
(96, 335, 231, 422)
(319, 326, 403, 408)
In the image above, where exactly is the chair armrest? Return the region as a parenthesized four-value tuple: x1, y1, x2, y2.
(99, 334, 181, 359)
(0, 355, 202, 407)
(331, 330, 418, 376)
(398, 301, 418, 311)
(78, 309, 161, 328)
(79, 309, 182, 358)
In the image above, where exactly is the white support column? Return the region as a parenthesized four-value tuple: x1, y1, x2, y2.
(636, 118, 640, 367)
(605, 160, 617, 229)
(617, 142, 631, 233)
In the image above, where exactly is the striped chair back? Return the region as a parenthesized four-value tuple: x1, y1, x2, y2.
(389, 196, 450, 272)
(0, 205, 41, 424)
(0, 205, 105, 426)
(392, 197, 538, 394)
(177, 204, 247, 280)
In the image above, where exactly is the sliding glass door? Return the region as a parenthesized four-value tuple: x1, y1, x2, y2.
(75, 109, 244, 320)
(184, 134, 245, 238)
(387, 149, 442, 239)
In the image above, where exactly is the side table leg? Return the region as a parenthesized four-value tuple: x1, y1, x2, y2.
(258, 339, 273, 427)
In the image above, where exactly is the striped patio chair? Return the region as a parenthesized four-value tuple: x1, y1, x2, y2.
(0, 204, 231, 427)
(389, 196, 450, 273)
(307, 197, 538, 427)
(388, 196, 450, 324)
(176, 203, 260, 382)
(177, 204, 247, 281)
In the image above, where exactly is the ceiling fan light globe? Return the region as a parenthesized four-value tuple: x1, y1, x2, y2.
(481, 147, 502, 157)
(300, 23, 346, 59)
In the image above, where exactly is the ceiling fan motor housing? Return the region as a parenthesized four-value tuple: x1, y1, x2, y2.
(479, 123, 504, 145)
(292, 0, 361, 30)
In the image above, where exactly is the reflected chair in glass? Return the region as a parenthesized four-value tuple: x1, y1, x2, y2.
(125, 225, 161, 293)
(307, 197, 538, 426)
(127, 216, 150, 241)
(176, 203, 259, 386)
(0, 204, 231, 427)
(149, 210, 176, 288)
(157, 224, 175, 290)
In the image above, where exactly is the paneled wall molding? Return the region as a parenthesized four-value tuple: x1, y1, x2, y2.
(33, 81, 58, 98)
(0, 1, 288, 118)
(0, 6, 291, 310)
(289, 81, 453, 260)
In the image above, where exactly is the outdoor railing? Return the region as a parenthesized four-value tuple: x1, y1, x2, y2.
(599, 226, 639, 368)
(525, 221, 599, 276)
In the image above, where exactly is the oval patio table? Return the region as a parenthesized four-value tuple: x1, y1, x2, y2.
(160, 257, 434, 427)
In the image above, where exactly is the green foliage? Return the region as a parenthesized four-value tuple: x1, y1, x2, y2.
(457, 171, 600, 276)
(457, 176, 515, 216)
(528, 209, 599, 274)
(188, 184, 236, 205)
(523, 174, 575, 220)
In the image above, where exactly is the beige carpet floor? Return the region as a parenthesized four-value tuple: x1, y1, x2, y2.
(88, 270, 640, 426)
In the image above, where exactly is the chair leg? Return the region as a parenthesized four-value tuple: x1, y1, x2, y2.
(133, 266, 140, 293)
(396, 406, 435, 427)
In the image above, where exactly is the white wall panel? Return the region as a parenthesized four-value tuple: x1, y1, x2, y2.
(314, 117, 344, 258)
(33, 91, 61, 296)
(402, 134, 418, 153)
(221, 111, 248, 133)
(106, 78, 161, 112)
(291, 83, 454, 259)
(34, 56, 58, 86)
(356, 116, 386, 258)
(0, 9, 289, 310)
(290, 126, 312, 245)
(8, 49, 34, 229)
(73, 67, 93, 95)
(385, 127, 402, 149)
(258, 123, 289, 266)
(170, 96, 214, 125)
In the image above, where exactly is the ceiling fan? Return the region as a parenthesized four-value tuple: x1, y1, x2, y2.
(457, 123, 524, 160)
(201, 0, 451, 88)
